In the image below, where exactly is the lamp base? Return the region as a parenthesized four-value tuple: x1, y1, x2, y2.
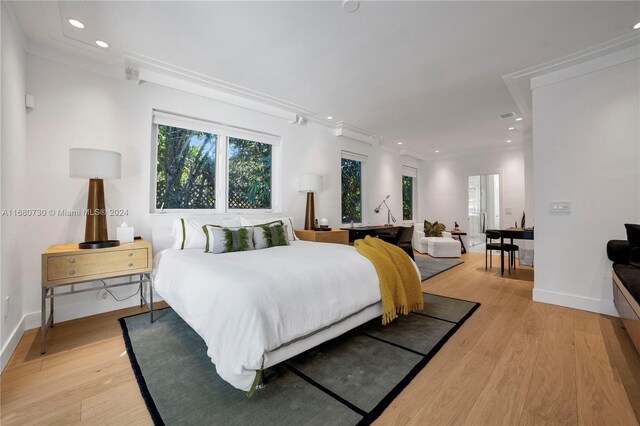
(79, 240, 120, 250)
(304, 192, 315, 230)
(85, 178, 108, 242)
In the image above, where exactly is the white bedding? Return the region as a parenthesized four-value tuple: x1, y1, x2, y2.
(153, 240, 390, 391)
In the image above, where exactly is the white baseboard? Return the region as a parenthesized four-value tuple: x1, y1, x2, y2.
(1, 314, 27, 373)
(533, 288, 618, 316)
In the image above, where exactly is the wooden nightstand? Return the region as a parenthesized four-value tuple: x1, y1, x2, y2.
(294, 229, 349, 245)
(40, 240, 153, 353)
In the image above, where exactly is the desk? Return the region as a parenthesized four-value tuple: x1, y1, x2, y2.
(486, 228, 534, 275)
(340, 225, 399, 244)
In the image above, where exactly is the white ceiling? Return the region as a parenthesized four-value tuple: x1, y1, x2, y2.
(7, 1, 640, 156)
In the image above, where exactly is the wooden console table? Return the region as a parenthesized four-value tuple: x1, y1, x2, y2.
(40, 240, 153, 353)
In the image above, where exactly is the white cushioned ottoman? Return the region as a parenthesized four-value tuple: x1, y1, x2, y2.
(426, 237, 461, 258)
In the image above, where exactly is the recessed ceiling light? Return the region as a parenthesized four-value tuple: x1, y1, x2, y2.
(397, 142, 403, 145)
(515, 117, 523, 122)
(68, 18, 85, 29)
(508, 127, 515, 130)
(95, 40, 110, 48)
(435, 150, 440, 153)
(327, 116, 333, 120)
(633, 22, 640, 30)
(506, 139, 512, 143)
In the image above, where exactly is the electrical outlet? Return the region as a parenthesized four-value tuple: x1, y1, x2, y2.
(505, 208, 512, 215)
(3, 296, 9, 318)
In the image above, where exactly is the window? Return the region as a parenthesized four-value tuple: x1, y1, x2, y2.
(152, 111, 280, 212)
(227, 138, 272, 209)
(156, 125, 217, 209)
(402, 166, 417, 221)
(341, 152, 366, 224)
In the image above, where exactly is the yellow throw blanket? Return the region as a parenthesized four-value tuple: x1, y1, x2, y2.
(354, 236, 423, 325)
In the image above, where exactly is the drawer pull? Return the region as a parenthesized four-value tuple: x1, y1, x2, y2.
(128, 263, 134, 267)
(69, 270, 75, 275)
(69, 258, 75, 263)
(128, 253, 133, 257)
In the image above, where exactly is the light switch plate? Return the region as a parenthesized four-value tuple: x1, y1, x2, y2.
(550, 201, 571, 214)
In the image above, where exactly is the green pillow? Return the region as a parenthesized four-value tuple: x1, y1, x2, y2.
(424, 220, 443, 237)
(254, 221, 290, 250)
(203, 225, 254, 253)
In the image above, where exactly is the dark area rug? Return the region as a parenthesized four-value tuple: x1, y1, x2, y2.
(414, 256, 463, 281)
(120, 293, 479, 426)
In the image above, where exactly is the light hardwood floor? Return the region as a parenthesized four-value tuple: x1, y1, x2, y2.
(2, 252, 639, 425)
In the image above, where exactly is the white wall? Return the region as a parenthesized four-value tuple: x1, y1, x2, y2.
(419, 147, 527, 232)
(3, 51, 418, 343)
(1, 5, 28, 369)
(532, 48, 640, 315)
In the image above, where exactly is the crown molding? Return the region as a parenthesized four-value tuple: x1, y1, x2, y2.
(399, 149, 427, 161)
(531, 44, 639, 90)
(502, 31, 640, 121)
(333, 121, 380, 145)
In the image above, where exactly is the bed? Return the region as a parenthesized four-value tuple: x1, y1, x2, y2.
(151, 226, 420, 392)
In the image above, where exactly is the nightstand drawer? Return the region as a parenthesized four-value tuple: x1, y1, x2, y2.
(295, 229, 348, 245)
(314, 232, 341, 243)
(47, 249, 148, 281)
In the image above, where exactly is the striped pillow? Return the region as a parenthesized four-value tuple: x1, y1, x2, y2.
(203, 225, 254, 254)
(254, 221, 290, 250)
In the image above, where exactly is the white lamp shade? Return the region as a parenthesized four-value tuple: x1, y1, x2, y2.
(299, 173, 323, 192)
(69, 148, 121, 179)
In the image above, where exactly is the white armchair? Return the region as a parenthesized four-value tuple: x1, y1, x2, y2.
(412, 223, 460, 258)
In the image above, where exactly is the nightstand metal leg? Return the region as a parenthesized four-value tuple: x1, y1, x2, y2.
(150, 274, 154, 323)
(41, 287, 46, 354)
(50, 287, 54, 327)
(139, 274, 143, 308)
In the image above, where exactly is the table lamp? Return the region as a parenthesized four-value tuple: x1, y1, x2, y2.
(299, 174, 323, 230)
(69, 148, 121, 247)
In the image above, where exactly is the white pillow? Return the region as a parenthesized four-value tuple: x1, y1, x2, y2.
(215, 217, 242, 228)
(170, 217, 242, 250)
(170, 218, 206, 250)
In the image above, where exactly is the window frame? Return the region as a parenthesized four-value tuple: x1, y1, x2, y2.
(150, 110, 281, 215)
(402, 165, 418, 222)
(341, 151, 368, 225)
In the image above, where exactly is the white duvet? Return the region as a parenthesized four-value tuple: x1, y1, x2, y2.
(152, 240, 385, 391)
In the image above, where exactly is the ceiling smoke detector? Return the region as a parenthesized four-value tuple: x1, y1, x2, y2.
(341, 0, 360, 13)
(499, 112, 516, 119)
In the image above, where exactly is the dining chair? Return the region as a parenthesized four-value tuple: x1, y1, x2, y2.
(485, 230, 519, 274)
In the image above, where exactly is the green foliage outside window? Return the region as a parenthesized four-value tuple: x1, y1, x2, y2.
(228, 138, 272, 209)
(402, 175, 413, 220)
(341, 158, 362, 223)
(156, 125, 216, 209)
(156, 125, 272, 210)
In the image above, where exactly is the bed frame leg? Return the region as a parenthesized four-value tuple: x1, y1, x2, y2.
(255, 372, 266, 390)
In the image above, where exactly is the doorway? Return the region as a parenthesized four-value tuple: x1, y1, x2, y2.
(468, 174, 500, 252)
